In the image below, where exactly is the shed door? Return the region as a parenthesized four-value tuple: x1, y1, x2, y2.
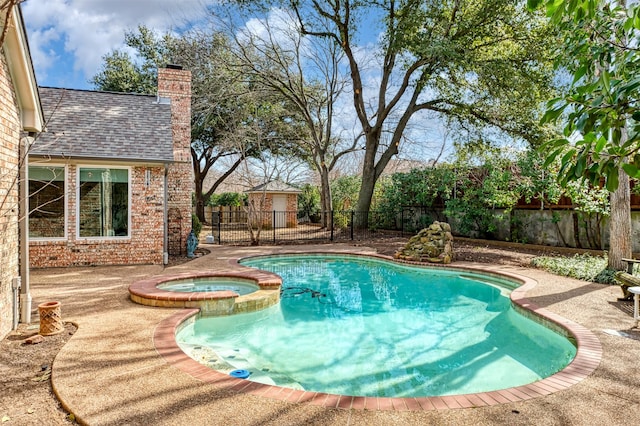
(273, 195, 287, 228)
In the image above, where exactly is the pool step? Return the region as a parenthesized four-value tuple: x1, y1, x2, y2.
(216, 348, 304, 390)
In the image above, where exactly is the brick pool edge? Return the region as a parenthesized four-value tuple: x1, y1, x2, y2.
(129, 269, 281, 315)
(152, 253, 602, 411)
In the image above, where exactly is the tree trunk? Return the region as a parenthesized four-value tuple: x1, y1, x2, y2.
(608, 167, 632, 270)
(194, 169, 206, 223)
(572, 212, 582, 249)
(355, 164, 376, 228)
(355, 132, 383, 227)
(319, 167, 332, 228)
(606, 0, 631, 270)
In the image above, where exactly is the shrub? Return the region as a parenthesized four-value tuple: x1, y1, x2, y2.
(192, 214, 202, 238)
(531, 253, 617, 284)
(331, 176, 361, 210)
(209, 192, 246, 207)
(298, 184, 321, 222)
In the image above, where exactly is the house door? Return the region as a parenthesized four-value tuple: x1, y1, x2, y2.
(272, 195, 287, 228)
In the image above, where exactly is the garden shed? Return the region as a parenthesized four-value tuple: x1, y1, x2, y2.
(246, 180, 301, 228)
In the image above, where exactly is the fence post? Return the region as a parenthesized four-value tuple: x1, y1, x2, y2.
(350, 210, 355, 240)
(212, 211, 222, 245)
(273, 210, 276, 243)
(330, 210, 334, 241)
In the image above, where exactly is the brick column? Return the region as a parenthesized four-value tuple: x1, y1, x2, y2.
(158, 66, 193, 256)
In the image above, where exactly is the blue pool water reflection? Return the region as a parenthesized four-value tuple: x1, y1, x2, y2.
(176, 255, 576, 397)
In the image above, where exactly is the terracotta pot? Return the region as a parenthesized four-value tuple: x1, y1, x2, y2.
(38, 301, 64, 336)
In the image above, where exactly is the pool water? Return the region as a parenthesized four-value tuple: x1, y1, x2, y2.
(176, 255, 576, 397)
(158, 279, 259, 295)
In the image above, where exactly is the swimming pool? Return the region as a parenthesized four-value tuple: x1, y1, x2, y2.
(176, 254, 577, 398)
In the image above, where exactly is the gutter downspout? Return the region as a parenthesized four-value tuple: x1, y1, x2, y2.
(19, 134, 33, 324)
(163, 164, 169, 265)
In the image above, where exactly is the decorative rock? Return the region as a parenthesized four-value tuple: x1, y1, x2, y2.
(25, 334, 44, 345)
(394, 221, 454, 264)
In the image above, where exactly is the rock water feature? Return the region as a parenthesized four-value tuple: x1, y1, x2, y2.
(394, 221, 454, 264)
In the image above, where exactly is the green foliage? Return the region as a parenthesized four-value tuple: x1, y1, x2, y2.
(515, 149, 563, 206)
(375, 167, 455, 229)
(191, 214, 202, 238)
(443, 144, 522, 238)
(531, 253, 617, 284)
(90, 50, 156, 94)
(373, 143, 579, 238)
(208, 192, 246, 207)
(564, 180, 610, 217)
(372, 141, 617, 243)
(378, 167, 456, 210)
(332, 210, 351, 229)
(331, 176, 361, 211)
(297, 184, 321, 222)
(90, 26, 170, 93)
(535, 0, 640, 190)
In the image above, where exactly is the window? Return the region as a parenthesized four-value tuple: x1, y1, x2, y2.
(78, 167, 129, 237)
(29, 165, 65, 238)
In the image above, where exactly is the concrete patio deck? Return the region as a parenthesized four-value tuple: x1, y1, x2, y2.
(30, 243, 640, 425)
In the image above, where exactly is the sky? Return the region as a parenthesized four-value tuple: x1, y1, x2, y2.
(20, 0, 450, 165)
(22, 0, 207, 90)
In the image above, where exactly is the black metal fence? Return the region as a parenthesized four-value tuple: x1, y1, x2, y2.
(210, 210, 411, 245)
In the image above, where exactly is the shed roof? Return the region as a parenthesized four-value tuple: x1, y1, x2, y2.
(29, 87, 174, 163)
(246, 180, 302, 194)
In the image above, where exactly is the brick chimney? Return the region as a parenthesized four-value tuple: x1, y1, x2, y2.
(157, 66, 193, 256)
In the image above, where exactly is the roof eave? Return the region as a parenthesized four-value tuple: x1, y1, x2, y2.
(3, 5, 44, 132)
(28, 153, 175, 165)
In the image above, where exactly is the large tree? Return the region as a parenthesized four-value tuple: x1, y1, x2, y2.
(169, 30, 263, 222)
(534, 0, 639, 270)
(90, 26, 165, 94)
(227, 9, 357, 227)
(235, 0, 558, 223)
(92, 26, 279, 222)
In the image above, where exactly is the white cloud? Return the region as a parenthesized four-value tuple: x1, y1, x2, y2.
(22, 0, 206, 88)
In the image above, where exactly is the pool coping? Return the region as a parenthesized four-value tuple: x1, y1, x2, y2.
(152, 252, 602, 411)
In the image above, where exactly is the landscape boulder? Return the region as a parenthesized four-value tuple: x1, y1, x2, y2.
(394, 221, 454, 264)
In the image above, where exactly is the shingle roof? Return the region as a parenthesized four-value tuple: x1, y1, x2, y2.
(246, 180, 302, 193)
(29, 87, 174, 163)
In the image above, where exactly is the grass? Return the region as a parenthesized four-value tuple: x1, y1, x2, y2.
(531, 253, 618, 284)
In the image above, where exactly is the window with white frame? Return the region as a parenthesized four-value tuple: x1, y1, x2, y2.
(28, 165, 66, 238)
(78, 167, 129, 237)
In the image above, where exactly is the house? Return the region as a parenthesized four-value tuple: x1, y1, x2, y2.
(246, 180, 301, 228)
(28, 66, 193, 268)
(0, 4, 44, 338)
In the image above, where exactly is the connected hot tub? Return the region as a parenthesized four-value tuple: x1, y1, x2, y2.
(157, 278, 260, 296)
(129, 271, 281, 316)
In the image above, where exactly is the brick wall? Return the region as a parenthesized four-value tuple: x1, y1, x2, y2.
(286, 194, 298, 227)
(0, 49, 21, 337)
(29, 67, 192, 267)
(29, 166, 165, 267)
(247, 193, 299, 228)
(158, 67, 193, 256)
